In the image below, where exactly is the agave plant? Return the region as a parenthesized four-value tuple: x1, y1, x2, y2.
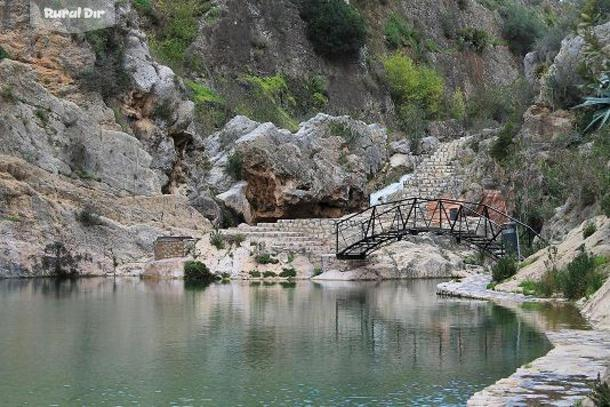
(575, 73, 610, 132)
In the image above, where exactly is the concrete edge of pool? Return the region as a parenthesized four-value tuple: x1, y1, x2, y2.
(437, 275, 610, 406)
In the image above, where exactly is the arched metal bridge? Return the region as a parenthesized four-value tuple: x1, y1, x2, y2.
(335, 198, 543, 260)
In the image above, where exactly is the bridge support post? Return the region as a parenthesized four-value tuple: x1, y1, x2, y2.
(502, 222, 521, 259)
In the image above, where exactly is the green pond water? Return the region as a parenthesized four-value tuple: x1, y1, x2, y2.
(0, 278, 587, 406)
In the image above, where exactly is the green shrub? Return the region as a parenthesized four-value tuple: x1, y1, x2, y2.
(383, 52, 444, 116)
(35, 109, 50, 126)
(148, 0, 210, 69)
(579, 0, 610, 26)
(225, 234, 245, 247)
(466, 79, 533, 127)
(397, 104, 427, 150)
(457, 28, 491, 53)
(186, 80, 224, 105)
(491, 256, 519, 282)
(559, 250, 606, 300)
(0, 85, 14, 100)
(583, 222, 598, 239)
(133, 0, 153, 15)
(313, 267, 323, 276)
(463, 252, 485, 266)
(329, 122, 358, 145)
(237, 74, 298, 131)
(519, 280, 538, 296)
(209, 230, 226, 250)
(0, 46, 9, 60)
(590, 373, 610, 407)
(255, 254, 279, 265)
(82, 29, 130, 100)
(249, 270, 261, 278)
(384, 13, 419, 49)
(500, 3, 546, 56)
(301, 0, 367, 57)
(490, 122, 517, 162)
(450, 88, 466, 121)
(184, 261, 215, 282)
(263, 270, 277, 278)
(279, 268, 297, 278)
(76, 207, 102, 226)
(226, 152, 244, 180)
(534, 269, 559, 297)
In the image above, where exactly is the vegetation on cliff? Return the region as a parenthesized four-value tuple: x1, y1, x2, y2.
(300, 0, 367, 57)
(520, 249, 608, 300)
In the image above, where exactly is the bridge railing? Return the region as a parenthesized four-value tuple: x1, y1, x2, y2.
(335, 197, 544, 260)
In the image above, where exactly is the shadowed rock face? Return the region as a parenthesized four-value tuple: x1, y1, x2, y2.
(203, 114, 388, 222)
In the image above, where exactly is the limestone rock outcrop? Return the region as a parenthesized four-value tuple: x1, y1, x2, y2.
(0, 3, 213, 277)
(315, 234, 475, 281)
(193, 114, 388, 222)
(0, 156, 211, 277)
(539, 21, 610, 106)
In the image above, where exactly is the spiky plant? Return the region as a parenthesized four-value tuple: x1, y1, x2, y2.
(576, 74, 610, 132)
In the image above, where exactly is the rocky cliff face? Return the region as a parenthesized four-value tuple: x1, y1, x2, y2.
(0, 1, 392, 276)
(188, 0, 520, 124)
(0, 2, 213, 277)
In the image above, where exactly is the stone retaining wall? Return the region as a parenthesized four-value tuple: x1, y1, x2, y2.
(154, 237, 196, 260)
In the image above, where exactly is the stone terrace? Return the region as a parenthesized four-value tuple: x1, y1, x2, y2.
(222, 218, 337, 265)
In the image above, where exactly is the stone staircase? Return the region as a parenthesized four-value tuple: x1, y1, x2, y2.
(388, 136, 472, 201)
(221, 218, 337, 266)
(219, 136, 474, 270)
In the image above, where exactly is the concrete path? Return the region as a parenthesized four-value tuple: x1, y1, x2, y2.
(437, 274, 610, 406)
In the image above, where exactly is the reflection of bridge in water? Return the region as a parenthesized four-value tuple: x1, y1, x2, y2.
(335, 198, 544, 260)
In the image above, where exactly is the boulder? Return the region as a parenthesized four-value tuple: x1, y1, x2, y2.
(418, 136, 441, 154)
(315, 234, 474, 280)
(520, 105, 574, 145)
(390, 139, 411, 155)
(389, 153, 414, 170)
(196, 114, 388, 222)
(216, 182, 253, 224)
(524, 51, 542, 88)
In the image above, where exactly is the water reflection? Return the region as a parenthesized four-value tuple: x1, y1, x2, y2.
(0, 278, 586, 406)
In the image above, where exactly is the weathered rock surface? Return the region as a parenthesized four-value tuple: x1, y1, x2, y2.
(539, 21, 610, 105)
(0, 156, 211, 277)
(0, 60, 161, 196)
(193, 235, 314, 279)
(193, 114, 388, 222)
(315, 234, 475, 280)
(520, 105, 575, 145)
(583, 277, 610, 330)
